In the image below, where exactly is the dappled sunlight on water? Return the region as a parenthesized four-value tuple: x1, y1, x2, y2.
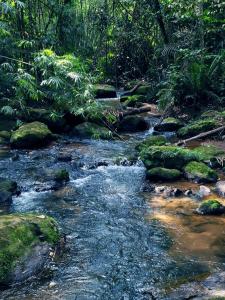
(145, 194, 225, 265)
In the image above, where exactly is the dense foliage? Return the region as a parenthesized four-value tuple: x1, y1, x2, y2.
(0, 0, 225, 116)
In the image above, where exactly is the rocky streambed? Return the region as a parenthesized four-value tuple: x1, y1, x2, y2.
(1, 111, 225, 299)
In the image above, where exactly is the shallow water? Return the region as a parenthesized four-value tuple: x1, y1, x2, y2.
(1, 123, 225, 299)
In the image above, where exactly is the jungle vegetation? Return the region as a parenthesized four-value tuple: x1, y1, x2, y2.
(0, 0, 225, 119)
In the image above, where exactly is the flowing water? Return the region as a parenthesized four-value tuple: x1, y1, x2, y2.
(1, 114, 225, 299)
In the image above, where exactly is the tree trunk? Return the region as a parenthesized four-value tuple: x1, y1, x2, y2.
(147, 0, 169, 44)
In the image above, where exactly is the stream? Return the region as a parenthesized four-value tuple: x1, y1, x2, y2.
(1, 111, 225, 299)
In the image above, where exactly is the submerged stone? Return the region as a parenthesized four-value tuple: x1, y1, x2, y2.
(53, 169, 70, 183)
(184, 161, 218, 183)
(10, 122, 54, 149)
(197, 199, 225, 215)
(0, 178, 18, 203)
(0, 214, 60, 285)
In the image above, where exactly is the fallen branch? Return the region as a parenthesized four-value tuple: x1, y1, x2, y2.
(122, 82, 143, 97)
(176, 126, 225, 146)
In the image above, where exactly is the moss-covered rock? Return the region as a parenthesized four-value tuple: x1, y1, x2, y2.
(177, 119, 218, 138)
(0, 178, 18, 203)
(147, 167, 182, 181)
(120, 95, 129, 103)
(136, 135, 168, 151)
(124, 95, 147, 107)
(93, 84, 117, 98)
(197, 199, 225, 215)
(154, 117, 183, 132)
(192, 145, 225, 161)
(140, 146, 198, 170)
(10, 122, 54, 149)
(53, 169, 70, 183)
(133, 85, 151, 96)
(73, 122, 112, 139)
(184, 161, 218, 183)
(20, 108, 67, 133)
(0, 131, 11, 140)
(0, 213, 60, 284)
(118, 116, 149, 133)
(192, 145, 225, 168)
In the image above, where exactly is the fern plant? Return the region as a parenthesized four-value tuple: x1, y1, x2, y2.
(157, 50, 225, 113)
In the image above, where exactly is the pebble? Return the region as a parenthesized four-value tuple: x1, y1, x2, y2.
(49, 281, 57, 288)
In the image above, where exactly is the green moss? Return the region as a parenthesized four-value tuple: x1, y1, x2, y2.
(133, 85, 151, 96)
(192, 145, 225, 161)
(140, 146, 198, 170)
(198, 199, 225, 215)
(154, 117, 183, 132)
(147, 167, 182, 181)
(93, 84, 116, 98)
(136, 135, 168, 151)
(10, 121, 53, 148)
(0, 214, 60, 282)
(0, 131, 11, 140)
(124, 95, 146, 107)
(184, 161, 218, 183)
(120, 95, 129, 103)
(54, 169, 70, 182)
(177, 119, 218, 138)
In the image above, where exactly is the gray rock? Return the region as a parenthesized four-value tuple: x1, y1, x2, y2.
(199, 185, 211, 198)
(216, 181, 225, 197)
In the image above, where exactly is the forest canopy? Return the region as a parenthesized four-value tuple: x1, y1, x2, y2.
(0, 0, 225, 117)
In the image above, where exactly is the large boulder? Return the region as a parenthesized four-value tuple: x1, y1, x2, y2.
(177, 119, 218, 138)
(140, 146, 198, 170)
(0, 214, 60, 285)
(0, 178, 19, 203)
(132, 85, 151, 96)
(197, 199, 225, 215)
(154, 118, 183, 132)
(184, 161, 218, 183)
(136, 135, 168, 151)
(118, 116, 149, 133)
(147, 167, 182, 181)
(93, 84, 117, 98)
(73, 122, 112, 139)
(10, 122, 54, 149)
(124, 95, 146, 107)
